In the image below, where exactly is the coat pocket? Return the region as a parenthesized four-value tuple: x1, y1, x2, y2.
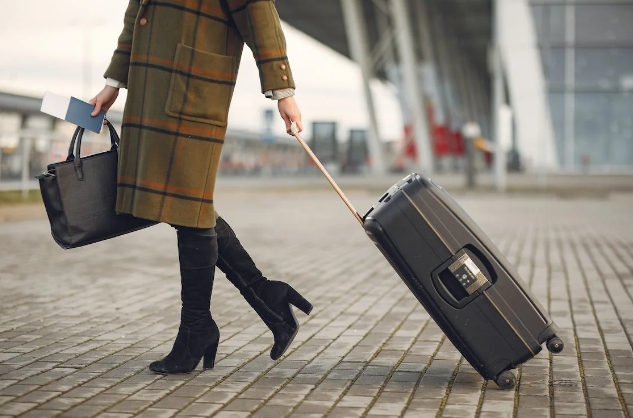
(165, 43, 238, 126)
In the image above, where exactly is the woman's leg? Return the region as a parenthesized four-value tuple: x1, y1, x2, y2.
(149, 225, 220, 374)
(214, 216, 313, 360)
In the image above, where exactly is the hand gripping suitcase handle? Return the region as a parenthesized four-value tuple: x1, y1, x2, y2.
(291, 122, 364, 226)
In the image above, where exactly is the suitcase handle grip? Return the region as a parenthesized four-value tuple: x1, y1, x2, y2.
(291, 122, 364, 226)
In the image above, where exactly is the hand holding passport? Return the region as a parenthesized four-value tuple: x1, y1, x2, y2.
(40, 91, 106, 133)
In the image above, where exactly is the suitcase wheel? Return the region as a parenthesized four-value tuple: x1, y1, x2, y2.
(547, 336, 564, 354)
(495, 371, 516, 390)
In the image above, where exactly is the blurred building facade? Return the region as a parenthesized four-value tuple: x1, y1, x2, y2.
(1, 0, 631, 192)
(277, 0, 633, 176)
(532, 1, 633, 171)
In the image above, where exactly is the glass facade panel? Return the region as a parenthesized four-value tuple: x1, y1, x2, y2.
(608, 93, 633, 167)
(575, 5, 633, 44)
(532, 5, 545, 42)
(575, 48, 633, 91)
(531, 5, 566, 45)
(548, 93, 566, 165)
(574, 92, 633, 167)
(574, 93, 610, 166)
(531, 1, 633, 169)
(545, 5, 566, 45)
(542, 48, 566, 90)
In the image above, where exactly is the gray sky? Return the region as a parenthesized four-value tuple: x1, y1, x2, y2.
(0, 0, 403, 141)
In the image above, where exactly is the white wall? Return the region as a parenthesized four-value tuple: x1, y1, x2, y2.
(498, 0, 559, 170)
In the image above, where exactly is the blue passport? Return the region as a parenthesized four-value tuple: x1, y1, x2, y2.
(41, 91, 106, 133)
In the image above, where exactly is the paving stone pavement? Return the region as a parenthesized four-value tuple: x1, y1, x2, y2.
(1, 189, 633, 418)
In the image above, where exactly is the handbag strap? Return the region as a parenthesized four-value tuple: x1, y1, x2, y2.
(66, 127, 82, 162)
(67, 119, 120, 181)
(67, 119, 120, 161)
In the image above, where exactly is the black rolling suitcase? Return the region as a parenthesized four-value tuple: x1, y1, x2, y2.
(363, 173, 563, 388)
(290, 125, 563, 389)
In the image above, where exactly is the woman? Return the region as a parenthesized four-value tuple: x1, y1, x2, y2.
(90, 0, 312, 374)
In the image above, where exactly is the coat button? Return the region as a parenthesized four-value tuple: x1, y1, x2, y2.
(282, 75, 288, 81)
(139, 18, 148, 26)
(280, 64, 286, 70)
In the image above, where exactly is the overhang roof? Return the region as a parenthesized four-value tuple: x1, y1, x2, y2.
(276, 0, 492, 77)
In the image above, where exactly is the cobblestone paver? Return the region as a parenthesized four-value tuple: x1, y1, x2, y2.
(1, 189, 633, 417)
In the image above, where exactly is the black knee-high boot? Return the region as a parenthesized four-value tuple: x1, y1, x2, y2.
(215, 217, 313, 360)
(149, 226, 220, 374)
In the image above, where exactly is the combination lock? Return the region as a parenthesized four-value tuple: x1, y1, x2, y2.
(448, 252, 489, 296)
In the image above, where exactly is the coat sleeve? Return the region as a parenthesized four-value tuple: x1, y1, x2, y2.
(103, 0, 140, 86)
(227, 0, 296, 94)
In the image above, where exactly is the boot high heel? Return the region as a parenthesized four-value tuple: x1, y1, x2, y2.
(263, 281, 313, 328)
(203, 341, 219, 369)
(149, 319, 220, 374)
(286, 285, 314, 317)
(259, 281, 313, 360)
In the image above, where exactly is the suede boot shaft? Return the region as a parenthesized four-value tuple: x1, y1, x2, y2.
(176, 226, 218, 328)
(149, 226, 220, 374)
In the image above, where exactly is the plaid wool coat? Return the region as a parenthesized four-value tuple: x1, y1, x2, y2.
(104, 0, 295, 228)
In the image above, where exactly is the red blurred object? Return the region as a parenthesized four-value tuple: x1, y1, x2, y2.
(394, 103, 474, 171)
(403, 124, 417, 159)
(433, 125, 450, 156)
(452, 131, 465, 156)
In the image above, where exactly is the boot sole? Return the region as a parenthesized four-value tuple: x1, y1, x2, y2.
(149, 369, 193, 375)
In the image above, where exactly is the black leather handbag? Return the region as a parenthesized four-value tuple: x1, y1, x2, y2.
(36, 120, 156, 249)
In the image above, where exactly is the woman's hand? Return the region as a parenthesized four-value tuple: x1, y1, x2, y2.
(278, 96, 302, 135)
(89, 85, 120, 117)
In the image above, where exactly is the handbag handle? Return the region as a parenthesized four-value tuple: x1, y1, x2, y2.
(67, 119, 120, 161)
(67, 120, 120, 181)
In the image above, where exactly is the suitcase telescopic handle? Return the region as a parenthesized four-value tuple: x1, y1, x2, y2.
(291, 122, 364, 226)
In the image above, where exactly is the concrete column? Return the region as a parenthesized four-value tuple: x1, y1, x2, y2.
(20, 134, 32, 200)
(432, 6, 463, 132)
(414, 0, 446, 117)
(564, 2, 575, 170)
(375, 2, 405, 117)
(492, 0, 507, 191)
(414, 0, 436, 64)
(453, 43, 476, 122)
(479, 74, 492, 138)
(340, 0, 387, 175)
(462, 122, 481, 189)
(473, 70, 490, 140)
(391, 0, 434, 174)
(496, 0, 558, 170)
(431, 5, 470, 174)
(465, 65, 484, 131)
